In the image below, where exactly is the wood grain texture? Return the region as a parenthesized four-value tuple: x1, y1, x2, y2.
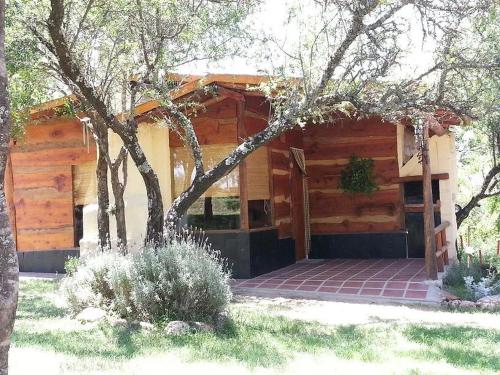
(9, 117, 97, 251)
(16, 226, 74, 251)
(303, 117, 403, 234)
(14, 194, 73, 230)
(12, 166, 72, 192)
(11, 146, 96, 167)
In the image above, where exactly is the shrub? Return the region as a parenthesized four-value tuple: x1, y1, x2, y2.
(443, 261, 484, 287)
(129, 233, 232, 322)
(464, 273, 500, 301)
(64, 256, 80, 276)
(60, 232, 232, 323)
(444, 259, 500, 301)
(60, 252, 127, 314)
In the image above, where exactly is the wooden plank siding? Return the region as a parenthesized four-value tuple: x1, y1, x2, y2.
(268, 129, 304, 239)
(303, 118, 403, 234)
(9, 117, 96, 251)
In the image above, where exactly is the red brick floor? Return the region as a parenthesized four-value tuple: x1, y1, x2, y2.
(232, 259, 431, 302)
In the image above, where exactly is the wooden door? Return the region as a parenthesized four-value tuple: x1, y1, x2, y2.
(290, 152, 306, 260)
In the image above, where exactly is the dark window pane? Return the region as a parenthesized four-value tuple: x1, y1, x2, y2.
(404, 180, 440, 204)
(248, 199, 272, 229)
(183, 196, 240, 230)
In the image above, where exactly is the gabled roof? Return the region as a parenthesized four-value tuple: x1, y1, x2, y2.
(29, 74, 270, 119)
(133, 73, 270, 117)
(27, 73, 467, 131)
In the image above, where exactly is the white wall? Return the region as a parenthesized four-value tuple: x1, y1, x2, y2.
(80, 123, 171, 254)
(397, 124, 459, 261)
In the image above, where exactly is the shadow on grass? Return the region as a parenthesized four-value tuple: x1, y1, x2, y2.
(16, 280, 65, 320)
(404, 325, 500, 372)
(13, 313, 382, 368)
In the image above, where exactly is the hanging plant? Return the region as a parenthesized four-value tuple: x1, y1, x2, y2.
(339, 156, 378, 195)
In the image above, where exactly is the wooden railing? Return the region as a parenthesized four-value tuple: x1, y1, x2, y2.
(434, 221, 450, 272)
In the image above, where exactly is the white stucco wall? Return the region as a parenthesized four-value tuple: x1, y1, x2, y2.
(80, 123, 171, 254)
(397, 124, 459, 261)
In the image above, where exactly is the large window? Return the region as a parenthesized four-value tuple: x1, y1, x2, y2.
(172, 144, 240, 230)
(171, 144, 273, 230)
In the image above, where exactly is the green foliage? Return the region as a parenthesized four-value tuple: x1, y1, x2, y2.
(128, 234, 231, 322)
(61, 233, 231, 323)
(61, 252, 124, 313)
(6, 0, 52, 139)
(339, 156, 378, 195)
(443, 258, 500, 301)
(64, 256, 80, 277)
(443, 261, 484, 287)
(53, 100, 78, 118)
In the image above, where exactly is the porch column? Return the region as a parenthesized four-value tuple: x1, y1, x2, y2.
(237, 99, 249, 230)
(422, 118, 438, 280)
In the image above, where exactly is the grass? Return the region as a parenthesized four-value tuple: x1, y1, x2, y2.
(11, 279, 500, 374)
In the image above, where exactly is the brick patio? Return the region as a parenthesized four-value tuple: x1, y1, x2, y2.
(232, 259, 437, 303)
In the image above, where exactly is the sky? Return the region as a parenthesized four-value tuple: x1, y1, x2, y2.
(181, 0, 437, 82)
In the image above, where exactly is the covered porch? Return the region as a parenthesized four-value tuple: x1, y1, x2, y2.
(232, 258, 443, 303)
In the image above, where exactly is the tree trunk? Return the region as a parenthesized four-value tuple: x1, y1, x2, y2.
(422, 122, 438, 280)
(0, 0, 19, 372)
(45, 1, 164, 246)
(203, 197, 213, 220)
(95, 124, 110, 250)
(456, 162, 500, 229)
(110, 147, 128, 254)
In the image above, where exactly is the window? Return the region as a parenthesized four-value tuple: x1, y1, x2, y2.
(404, 180, 440, 204)
(246, 147, 272, 228)
(171, 144, 274, 230)
(171, 144, 240, 230)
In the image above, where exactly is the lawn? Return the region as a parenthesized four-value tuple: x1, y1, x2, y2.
(10, 279, 500, 375)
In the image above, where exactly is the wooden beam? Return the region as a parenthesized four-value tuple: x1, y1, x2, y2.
(422, 121, 438, 280)
(404, 203, 441, 213)
(434, 221, 450, 235)
(237, 99, 249, 230)
(395, 173, 449, 183)
(216, 86, 245, 102)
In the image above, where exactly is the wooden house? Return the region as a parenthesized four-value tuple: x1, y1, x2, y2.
(6, 74, 460, 277)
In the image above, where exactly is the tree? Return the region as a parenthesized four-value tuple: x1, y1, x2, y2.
(32, 0, 499, 255)
(160, 0, 499, 233)
(0, 0, 18, 373)
(454, 8, 500, 228)
(30, 0, 255, 244)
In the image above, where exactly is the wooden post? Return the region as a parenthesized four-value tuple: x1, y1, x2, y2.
(237, 99, 249, 230)
(497, 239, 499, 256)
(422, 120, 438, 280)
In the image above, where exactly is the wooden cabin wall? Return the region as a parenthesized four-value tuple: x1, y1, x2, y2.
(268, 129, 303, 239)
(304, 118, 403, 234)
(9, 116, 96, 251)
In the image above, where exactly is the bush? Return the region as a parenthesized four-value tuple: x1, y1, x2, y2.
(64, 256, 80, 276)
(60, 252, 126, 314)
(443, 261, 484, 287)
(464, 273, 500, 301)
(443, 259, 500, 301)
(60, 232, 232, 323)
(129, 234, 232, 322)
